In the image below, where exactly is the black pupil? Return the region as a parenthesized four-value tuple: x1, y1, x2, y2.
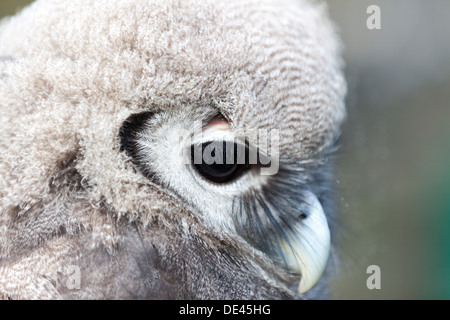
(191, 141, 249, 183)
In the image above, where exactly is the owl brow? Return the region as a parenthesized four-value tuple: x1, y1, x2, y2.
(276, 139, 339, 169)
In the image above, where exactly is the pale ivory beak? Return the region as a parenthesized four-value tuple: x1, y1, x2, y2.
(279, 191, 331, 293)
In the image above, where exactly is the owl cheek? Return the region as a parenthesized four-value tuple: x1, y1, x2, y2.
(278, 191, 331, 294)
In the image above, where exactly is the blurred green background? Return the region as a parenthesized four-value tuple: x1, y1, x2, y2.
(1, 0, 449, 299)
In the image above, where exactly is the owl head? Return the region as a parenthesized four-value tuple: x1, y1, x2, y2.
(0, 0, 346, 299)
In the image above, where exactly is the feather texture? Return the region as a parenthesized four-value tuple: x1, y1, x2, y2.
(0, 0, 346, 299)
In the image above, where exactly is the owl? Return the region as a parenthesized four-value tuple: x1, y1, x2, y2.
(0, 0, 346, 299)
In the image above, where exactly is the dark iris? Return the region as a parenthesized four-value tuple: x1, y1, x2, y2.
(191, 141, 250, 183)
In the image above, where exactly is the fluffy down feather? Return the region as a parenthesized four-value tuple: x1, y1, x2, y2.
(0, 0, 346, 299)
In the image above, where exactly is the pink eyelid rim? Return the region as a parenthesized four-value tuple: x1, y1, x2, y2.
(205, 118, 231, 131)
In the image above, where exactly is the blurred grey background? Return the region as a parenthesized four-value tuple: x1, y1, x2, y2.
(327, 0, 450, 299)
(1, 0, 449, 299)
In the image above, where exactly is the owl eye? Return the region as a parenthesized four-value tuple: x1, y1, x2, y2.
(191, 141, 250, 183)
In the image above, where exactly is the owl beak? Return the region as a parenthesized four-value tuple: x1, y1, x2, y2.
(278, 191, 331, 294)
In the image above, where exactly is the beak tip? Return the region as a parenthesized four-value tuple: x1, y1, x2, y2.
(280, 191, 331, 294)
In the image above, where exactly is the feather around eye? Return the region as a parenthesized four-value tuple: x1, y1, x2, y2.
(232, 158, 334, 293)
